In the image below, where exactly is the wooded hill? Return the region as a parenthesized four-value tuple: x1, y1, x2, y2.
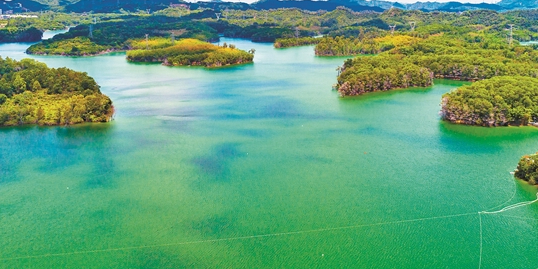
(126, 38, 254, 67)
(0, 57, 112, 126)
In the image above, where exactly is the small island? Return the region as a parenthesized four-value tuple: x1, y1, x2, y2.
(0, 57, 113, 126)
(441, 76, 538, 126)
(126, 38, 254, 67)
(515, 153, 538, 185)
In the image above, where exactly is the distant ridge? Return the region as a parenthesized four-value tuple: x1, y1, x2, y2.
(497, 0, 538, 9)
(4, 0, 538, 13)
(254, 0, 383, 12)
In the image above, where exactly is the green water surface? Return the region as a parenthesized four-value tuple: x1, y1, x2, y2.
(1, 39, 538, 268)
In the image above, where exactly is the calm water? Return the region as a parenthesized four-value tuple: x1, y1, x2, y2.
(42, 29, 69, 40)
(520, 41, 538, 46)
(1, 39, 538, 268)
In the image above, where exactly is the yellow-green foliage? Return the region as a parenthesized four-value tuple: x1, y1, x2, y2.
(336, 31, 538, 99)
(316, 34, 422, 56)
(373, 35, 421, 48)
(0, 57, 113, 126)
(0, 90, 112, 126)
(441, 76, 538, 126)
(126, 38, 254, 67)
(27, 36, 109, 56)
(127, 37, 174, 50)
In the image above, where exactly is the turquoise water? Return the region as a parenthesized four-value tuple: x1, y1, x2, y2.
(42, 29, 69, 40)
(1, 39, 538, 268)
(520, 41, 538, 46)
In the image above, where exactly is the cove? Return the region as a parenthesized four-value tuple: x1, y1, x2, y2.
(1, 38, 538, 268)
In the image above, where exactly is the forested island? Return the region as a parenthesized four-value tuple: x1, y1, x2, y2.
(126, 38, 254, 67)
(515, 153, 538, 185)
(0, 57, 112, 126)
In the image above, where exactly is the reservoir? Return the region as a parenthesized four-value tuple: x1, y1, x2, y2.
(1, 38, 538, 268)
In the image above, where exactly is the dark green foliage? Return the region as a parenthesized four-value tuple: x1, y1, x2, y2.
(254, 0, 383, 12)
(441, 76, 538, 126)
(0, 13, 125, 43)
(274, 37, 320, 48)
(218, 22, 295, 42)
(0, 27, 42, 42)
(337, 54, 433, 96)
(335, 31, 538, 96)
(65, 0, 181, 13)
(515, 154, 538, 185)
(27, 16, 219, 56)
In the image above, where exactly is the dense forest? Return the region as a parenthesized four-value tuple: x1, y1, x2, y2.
(0, 27, 42, 42)
(274, 37, 321, 48)
(22, 8, 538, 55)
(0, 57, 112, 126)
(335, 32, 538, 96)
(12, 7, 538, 128)
(515, 153, 538, 185)
(441, 76, 538, 126)
(0, 12, 123, 42)
(25, 8, 363, 55)
(337, 54, 433, 95)
(126, 38, 254, 67)
(315, 35, 419, 56)
(26, 16, 220, 56)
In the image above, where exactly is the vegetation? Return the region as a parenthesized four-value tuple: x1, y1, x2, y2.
(27, 36, 109, 56)
(25, 7, 538, 54)
(316, 35, 420, 56)
(441, 76, 538, 126)
(335, 32, 538, 96)
(0, 57, 112, 126)
(126, 38, 254, 67)
(27, 17, 219, 56)
(274, 37, 320, 48)
(0, 12, 126, 43)
(337, 54, 433, 95)
(515, 153, 538, 185)
(0, 27, 42, 42)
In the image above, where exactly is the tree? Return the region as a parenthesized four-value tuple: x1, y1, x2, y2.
(13, 74, 26, 93)
(32, 80, 42, 91)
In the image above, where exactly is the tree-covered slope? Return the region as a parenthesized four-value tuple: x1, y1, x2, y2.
(334, 32, 538, 97)
(515, 153, 538, 184)
(441, 76, 538, 126)
(126, 38, 254, 67)
(0, 57, 112, 126)
(26, 16, 219, 56)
